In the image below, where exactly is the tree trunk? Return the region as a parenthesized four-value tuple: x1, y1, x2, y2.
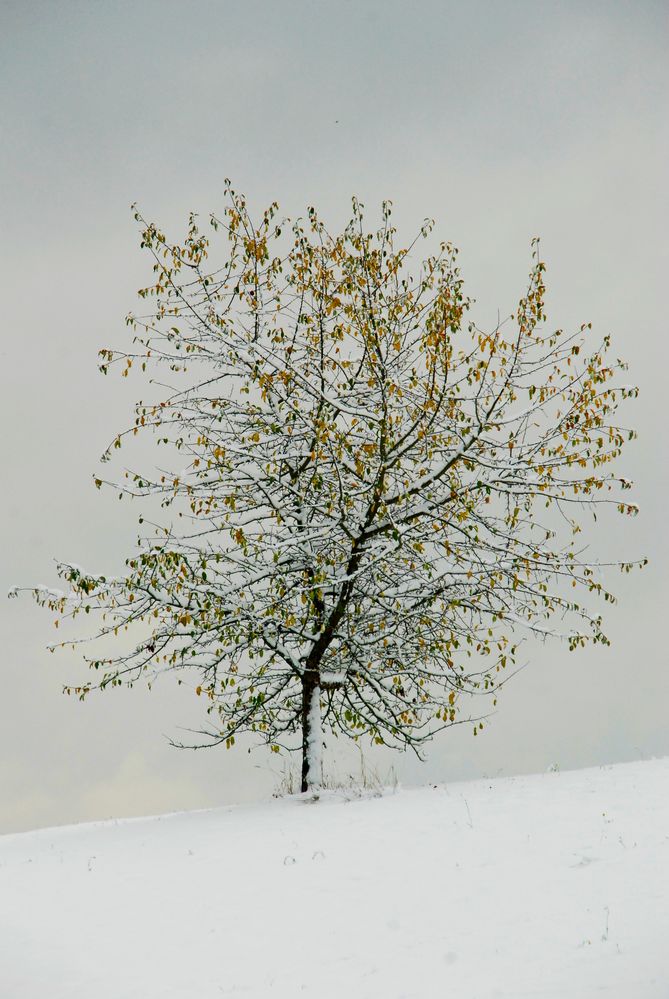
(301, 674, 322, 793)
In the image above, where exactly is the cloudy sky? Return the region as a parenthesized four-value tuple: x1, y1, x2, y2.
(1, 0, 667, 833)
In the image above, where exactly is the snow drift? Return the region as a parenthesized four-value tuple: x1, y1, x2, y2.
(1, 758, 667, 998)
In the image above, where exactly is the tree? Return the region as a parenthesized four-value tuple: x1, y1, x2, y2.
(14, 184, 643, 792)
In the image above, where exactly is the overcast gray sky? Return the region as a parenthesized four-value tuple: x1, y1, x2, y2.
(1, 0, 667, 833)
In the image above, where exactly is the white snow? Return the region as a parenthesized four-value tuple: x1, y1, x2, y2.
(305, 682, 323, 790)
(1, 758, 668, 998)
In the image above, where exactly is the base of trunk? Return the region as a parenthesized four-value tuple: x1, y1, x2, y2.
(301, 676, 322, 793)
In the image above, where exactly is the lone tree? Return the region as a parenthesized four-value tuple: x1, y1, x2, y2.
(15, 185, 642, 792)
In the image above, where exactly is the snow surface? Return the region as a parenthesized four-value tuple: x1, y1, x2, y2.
(1, 758, 668, 998)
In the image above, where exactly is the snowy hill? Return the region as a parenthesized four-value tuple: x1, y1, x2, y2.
(1, 758, 667, 999)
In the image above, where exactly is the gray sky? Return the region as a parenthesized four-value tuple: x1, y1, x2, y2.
(1, 0, 667, 833)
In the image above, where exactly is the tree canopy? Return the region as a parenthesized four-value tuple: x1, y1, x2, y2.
(15, 184, 643, 791)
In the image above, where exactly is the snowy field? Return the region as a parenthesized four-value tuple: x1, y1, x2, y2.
(1, 757, 667, 999)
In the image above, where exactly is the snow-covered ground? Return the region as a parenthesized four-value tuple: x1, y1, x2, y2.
(1, 758, 667, 998)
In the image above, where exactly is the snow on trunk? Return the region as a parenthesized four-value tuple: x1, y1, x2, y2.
(302, 681, 322, 792)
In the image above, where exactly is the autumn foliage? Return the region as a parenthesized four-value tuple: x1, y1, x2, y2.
(16, 184, 643, 790)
